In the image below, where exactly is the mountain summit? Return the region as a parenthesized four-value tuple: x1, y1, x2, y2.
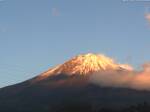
(36, 53, 133, 81)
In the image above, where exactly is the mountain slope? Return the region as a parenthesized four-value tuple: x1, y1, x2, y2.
(0, 53, 149, 112)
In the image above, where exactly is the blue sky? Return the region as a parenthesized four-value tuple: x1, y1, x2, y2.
(0, 0, 150, 88)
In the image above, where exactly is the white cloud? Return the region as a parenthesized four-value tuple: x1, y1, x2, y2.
(90, 63, 150, 91)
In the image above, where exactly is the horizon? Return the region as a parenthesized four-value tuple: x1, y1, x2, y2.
(0, 0, 150, 88)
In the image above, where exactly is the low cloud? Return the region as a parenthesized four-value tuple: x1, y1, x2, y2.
(90, 63, 150, 91)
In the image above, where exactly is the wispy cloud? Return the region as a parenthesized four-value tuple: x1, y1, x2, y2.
(52, 8, 59, 16)
(145, 13, 150, 24)
(144, 6, 150, 24)
(0, 0, 5, 2)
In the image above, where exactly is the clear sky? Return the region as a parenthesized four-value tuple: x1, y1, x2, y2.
(0, 0, 150, 88)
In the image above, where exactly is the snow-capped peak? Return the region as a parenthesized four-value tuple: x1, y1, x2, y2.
(58, 53, 119, 75)
(36, 53, 133, 81)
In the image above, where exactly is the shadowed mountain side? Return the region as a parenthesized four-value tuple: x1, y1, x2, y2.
(1, 74, 150, 112)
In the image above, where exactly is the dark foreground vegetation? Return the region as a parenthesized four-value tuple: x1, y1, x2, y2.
(99, 103, 150, 112)
(1, 76, 150, 112)
(2, 102, 150, 112)
(55, 102, 150, 112)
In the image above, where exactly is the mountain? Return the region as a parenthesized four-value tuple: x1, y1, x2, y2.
(0, 53, 149, 112)
(33, 53, 132, 81)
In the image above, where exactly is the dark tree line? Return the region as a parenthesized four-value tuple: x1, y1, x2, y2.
(55, 102, 150, 112)
(1, 102, 150, 112)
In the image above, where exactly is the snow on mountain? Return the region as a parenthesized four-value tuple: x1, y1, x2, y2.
(34, 53, 133, 81)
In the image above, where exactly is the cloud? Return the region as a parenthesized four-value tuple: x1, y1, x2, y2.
(52, 8, 59, 16)
(144, 6, 150, 25)
(145, 13, 150, 24)
(90, 63, 150, 91)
